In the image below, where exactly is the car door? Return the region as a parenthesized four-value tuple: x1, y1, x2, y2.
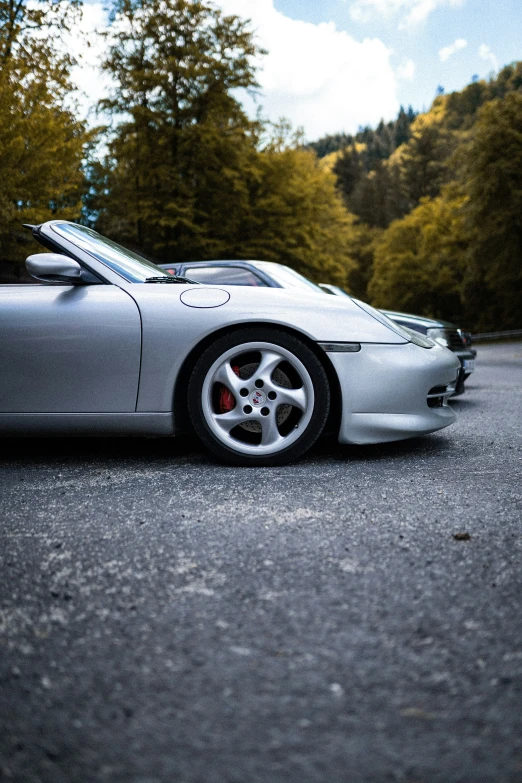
(0, 282, 141, 413)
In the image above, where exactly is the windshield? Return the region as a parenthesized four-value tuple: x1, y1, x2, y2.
(321, 283, 352, 299)
(50, 223, 172, 282)
(252, 262, 324, 293)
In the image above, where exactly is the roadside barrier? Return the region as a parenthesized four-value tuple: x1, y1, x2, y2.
(472, 329, 522, 342)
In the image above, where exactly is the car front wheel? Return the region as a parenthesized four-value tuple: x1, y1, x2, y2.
(187, 328, 330, 466)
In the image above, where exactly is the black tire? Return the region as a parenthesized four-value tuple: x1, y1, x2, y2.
(187, 328, 330, 466)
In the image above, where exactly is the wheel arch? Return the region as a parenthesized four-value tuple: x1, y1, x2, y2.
(173, 322, 343, 438)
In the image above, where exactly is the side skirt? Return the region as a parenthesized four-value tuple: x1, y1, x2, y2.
(0, 413, 176, 437)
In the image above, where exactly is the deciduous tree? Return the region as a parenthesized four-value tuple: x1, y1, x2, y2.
(237, 146, 357, 286)
(368, 189, 468, 321)
(95, 0, 262, 260)
(459, 93, 522, 330)
(95, 0, 357, 286)
(0, 0, 88, 266)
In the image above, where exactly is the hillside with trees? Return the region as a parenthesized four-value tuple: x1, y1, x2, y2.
(315, 63, 522, 330)
(0, 0, 521, 330)
(375, 67, 522, 331)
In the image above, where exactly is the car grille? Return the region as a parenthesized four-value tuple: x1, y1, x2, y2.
(447, 330, 466, 351)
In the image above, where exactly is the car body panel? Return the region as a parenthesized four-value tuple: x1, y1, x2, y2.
(320, 284, 476, 391)
(123, 285, 408, 413)
(328, 342, 459, 444)
(0, 412, 175, 436)
(380, 309, 476, 392)
(0, 284, 141, 413)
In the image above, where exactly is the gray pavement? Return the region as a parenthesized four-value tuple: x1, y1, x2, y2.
(1, 341, 521, 783)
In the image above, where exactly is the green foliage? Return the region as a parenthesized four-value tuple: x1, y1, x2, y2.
(0, 0, 80, 80)
(94, 0, 262, 259)
(366, 75, 522, 330)
(458, 93, 522, 330)
(324, 107, 417, 229)
(344, 224, 382, 300)
(93, 0, 356, 286)
(333, 102, 457, 229)
(234, 147, 357, 286)
(444, 62, 522, 130)
(328, 65, 522, 234)
(309, 106, 417, 161)
(368, 190, 468, 321)
(392, 103, 456, 210)
(0, 0, 520, 332)
(0, 0, 89, 265)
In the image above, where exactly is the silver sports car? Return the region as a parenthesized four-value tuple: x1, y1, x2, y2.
(0, 222, 460, 465)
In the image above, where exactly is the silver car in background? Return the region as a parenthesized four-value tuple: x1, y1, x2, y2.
(0, 223, 460, 465)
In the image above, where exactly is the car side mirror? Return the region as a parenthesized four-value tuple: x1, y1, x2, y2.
(25, 253, 83, 284)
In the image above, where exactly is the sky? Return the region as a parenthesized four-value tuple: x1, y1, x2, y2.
(76, 0, 522, 141)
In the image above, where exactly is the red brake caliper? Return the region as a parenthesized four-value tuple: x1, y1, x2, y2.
(219, 365, 240, 413)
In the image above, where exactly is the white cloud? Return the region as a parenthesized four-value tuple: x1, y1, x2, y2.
(439, 38, 467, 62)
(216, 0, 399, 139)
(397, 58, 415, 80)
(349, 0, 465, 29)
(68, 0, 401, 140)
(479, 44, 499, 73)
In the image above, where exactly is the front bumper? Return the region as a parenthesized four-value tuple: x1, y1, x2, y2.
(453, 350, 476, 394)
(454, 350, 477, 377)
(326, 342, 460, 445)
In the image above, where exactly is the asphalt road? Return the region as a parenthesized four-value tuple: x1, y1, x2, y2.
(1, 341, 521, 783)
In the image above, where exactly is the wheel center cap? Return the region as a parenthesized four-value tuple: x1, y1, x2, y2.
(250, 390, 266, 406)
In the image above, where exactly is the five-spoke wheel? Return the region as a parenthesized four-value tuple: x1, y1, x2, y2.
(188, 329, 330, 466)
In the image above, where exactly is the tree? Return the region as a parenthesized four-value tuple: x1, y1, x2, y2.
(323, 106, 417, 229)
(393, 101, 455, 210)
(310, 65, 522, 328)
(393, 105, 416, 148)
(0, 0, 80, 72)
(95, 0, 263, 261)
(368, 189, 468, 321)
(333, 144, 362, 204)
(236, 146, 357, 286)
(309, 105, 416, 162)
(0, 0, 88, 267)
(458, 93, 522, 330)
(343, 223, 381, 300)
(95, 0, 357, 286)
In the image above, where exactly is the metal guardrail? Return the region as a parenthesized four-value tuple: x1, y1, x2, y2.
(472, 329, 522, 342)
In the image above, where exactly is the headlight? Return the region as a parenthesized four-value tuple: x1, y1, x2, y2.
(426, 328, 450, 348)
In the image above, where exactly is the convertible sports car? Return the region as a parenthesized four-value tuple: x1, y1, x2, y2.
(0, 222, 460, 466)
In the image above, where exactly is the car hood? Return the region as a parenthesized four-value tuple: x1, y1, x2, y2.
(128, 284, 409, 344)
